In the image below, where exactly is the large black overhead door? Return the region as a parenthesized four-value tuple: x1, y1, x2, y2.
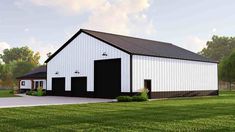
(71, 77, 87, 97)
(94, 58, 121, 98)
(52, 77, 65, 96)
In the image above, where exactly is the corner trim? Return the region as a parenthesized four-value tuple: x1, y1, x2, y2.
(130, 55, 133, 93)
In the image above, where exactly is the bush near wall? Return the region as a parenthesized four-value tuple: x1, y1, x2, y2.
(117, 88, 149, 102)
(26, 87, 46, 96)
(116, 96, 132, 102)
(132, 96, 148, 101)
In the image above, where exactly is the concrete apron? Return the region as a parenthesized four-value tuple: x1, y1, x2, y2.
(0, 94, 115, 108)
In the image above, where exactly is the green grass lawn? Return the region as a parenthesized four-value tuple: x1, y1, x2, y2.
(0, 90, 17, 97)
(0, 92, 235, 131)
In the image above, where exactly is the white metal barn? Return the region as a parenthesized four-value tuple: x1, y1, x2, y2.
(45, 29, 218, 99)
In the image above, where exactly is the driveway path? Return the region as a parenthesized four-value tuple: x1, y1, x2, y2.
(0, 94, 114, 108)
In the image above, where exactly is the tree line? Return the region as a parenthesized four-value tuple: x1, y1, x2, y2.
(199, 35, 235, 90)
(0, 46, 40, 88)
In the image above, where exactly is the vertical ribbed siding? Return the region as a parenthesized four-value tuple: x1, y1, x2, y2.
(132, 55, 218, 92)
(47, 33, 130, 92)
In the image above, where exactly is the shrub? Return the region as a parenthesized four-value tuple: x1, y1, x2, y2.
(32, 91, 38, 96)
(26, 88, 46, 96)
(140, 88, 149, 99)
(132, 95, 148, 102)
(36, 87, 44, 96)
(116, 96, 132, 102)
(131, 88, 149, 102)
(116, 88, 149, 102)
(26, 90, 34, 95)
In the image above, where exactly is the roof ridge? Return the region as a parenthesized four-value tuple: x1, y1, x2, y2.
(82, 29, 161, 55)
(81, 29, 172, 45)
(45, 28, 217, 63)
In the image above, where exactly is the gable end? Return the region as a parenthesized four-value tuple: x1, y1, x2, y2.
(45, 29, 131, 63)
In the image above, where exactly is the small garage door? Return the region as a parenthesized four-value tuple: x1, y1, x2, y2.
(71, 77, 87, 97)
(94, 58, 121, 98)
(52, 77, 65, 96)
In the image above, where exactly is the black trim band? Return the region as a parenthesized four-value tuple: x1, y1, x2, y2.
(150, 90, 218, 98)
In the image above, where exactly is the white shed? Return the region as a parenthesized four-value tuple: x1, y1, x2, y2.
(45, 29, 218, 98)
(17, 66, 47, 92)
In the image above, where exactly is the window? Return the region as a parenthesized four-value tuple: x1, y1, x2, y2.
(21, 81, 25, 86)
(35, 81, 39, 89)
(35, 81, 43, 89)
(39, 81, 43, 87)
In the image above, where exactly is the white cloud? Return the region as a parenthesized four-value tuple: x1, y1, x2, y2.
(26, 0, 156, 36)
(81, 0, 155, 36)
(183, 36, 206, 52)
(14, 0, 156, 63)
(0, 42, 10, 54)
(26, 37, 58, 64)
(28, 0, 107, 15)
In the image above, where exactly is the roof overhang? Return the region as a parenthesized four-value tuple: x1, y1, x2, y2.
(44, 29, 218, 64)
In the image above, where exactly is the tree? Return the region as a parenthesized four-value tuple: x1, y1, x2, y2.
(199, 35, 235, 61)
(0, 63, 14, 87)
(0, 61, 37, 87)
(219, 51, 235, 90)
(0, 46, 40, 87)
(0, 62, 3, 81)
(0, 46, 40, 65)
(12, 61, 36, 80)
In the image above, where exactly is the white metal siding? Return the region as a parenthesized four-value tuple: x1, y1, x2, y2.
(47, 33, 130, 92)
(132, 55, 218, 92)
(20, 80, 31, 89)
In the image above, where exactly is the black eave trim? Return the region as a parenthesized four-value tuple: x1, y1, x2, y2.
(133, 53, 218, 63)
(45, 30, 83, 63)
(45, 29, 131, 63)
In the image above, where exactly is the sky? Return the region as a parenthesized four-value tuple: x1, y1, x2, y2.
(0, 0, 235, 64)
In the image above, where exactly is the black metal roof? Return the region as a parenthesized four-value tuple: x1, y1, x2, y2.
(16, 66, 47, 79)
(45, 29, 217, 63)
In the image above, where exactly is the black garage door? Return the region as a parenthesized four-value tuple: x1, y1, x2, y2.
(71, 77, 87, 97)
(94, 58, 121, 98)
(52, 77, 65, 96)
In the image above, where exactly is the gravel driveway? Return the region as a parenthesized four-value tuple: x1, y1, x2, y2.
(0, 94, 114, 108)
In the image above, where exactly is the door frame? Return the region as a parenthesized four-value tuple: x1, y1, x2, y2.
(144, 79, 152, 98)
